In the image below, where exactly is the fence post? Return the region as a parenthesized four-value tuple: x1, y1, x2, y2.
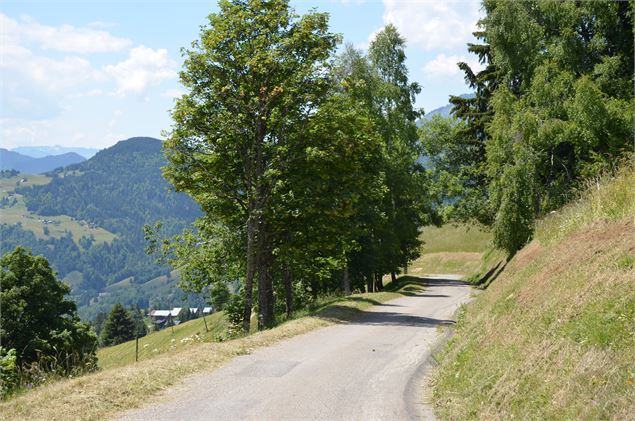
(203, 315, 209, 332)
(135, 335, 139, 363)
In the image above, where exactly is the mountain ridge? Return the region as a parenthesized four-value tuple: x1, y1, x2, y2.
(11, 146, 100, 159)
(0, 149, 86, 173)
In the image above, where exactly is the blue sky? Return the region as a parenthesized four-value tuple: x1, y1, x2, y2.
(1, 0, 484, 149)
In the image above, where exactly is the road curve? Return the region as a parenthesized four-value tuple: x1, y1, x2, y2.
(118, 277, 472, 421)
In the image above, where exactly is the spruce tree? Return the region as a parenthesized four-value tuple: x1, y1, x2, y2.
(101, 303, 136, 346)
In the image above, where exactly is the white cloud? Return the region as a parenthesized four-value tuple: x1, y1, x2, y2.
(381, 0, 481, 51)
(0, 42, 101, 119)
(2, 45, 99, 91)
(1, 13, 131, 53)
(423, 53, 484, 79)
(105, 46, 177, 96)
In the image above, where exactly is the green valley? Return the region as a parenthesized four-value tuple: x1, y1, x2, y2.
(0, 138, 203, 321)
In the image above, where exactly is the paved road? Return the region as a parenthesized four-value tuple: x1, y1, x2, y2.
(118, 276, 472, 421)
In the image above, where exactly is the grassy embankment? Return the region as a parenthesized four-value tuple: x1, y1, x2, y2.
(432, 167, 635, 421)
(0, 277, 423, 421)
(0, 173, 116, 246)
(410, 223, 492, 277)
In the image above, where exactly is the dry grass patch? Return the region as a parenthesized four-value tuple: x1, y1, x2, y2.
(432, 168, 635, 421)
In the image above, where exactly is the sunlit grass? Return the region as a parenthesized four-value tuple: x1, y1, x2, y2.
(432, 167, 635, 421)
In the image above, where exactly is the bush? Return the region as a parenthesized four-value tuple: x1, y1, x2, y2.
(0, 247, 98, 381)
(224, 291, 245, 335)
(0, 347, 18, 399)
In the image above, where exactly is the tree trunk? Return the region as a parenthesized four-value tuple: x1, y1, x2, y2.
(265, 255, 274, 326)
(242, 213, 256, 332)
(375, 272, 384, 291)
(390, 271, 397, 283)
(342, 266, 351, 296)
(284, 265, 293, 318)
(257, 219, 268, 330)
(366, 274, 374, 293)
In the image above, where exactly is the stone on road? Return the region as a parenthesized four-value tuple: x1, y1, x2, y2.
(118, 277, 471, 421)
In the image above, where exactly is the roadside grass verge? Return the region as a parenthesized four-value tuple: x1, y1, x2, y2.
(0, 277, 424, 421)
(432, 167, 635, 421)
(464, 247, 508, 288)
(97, 312, 229, 370)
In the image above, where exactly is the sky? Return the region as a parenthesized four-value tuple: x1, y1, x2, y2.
(1, 0, 485, 150)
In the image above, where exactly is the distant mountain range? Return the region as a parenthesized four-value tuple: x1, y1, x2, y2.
(11, 146, 100, 159)
(421, 93, 476, 122)
(0, 148, 86, 173)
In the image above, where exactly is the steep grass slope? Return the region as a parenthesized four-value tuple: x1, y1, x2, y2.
(432, 168, 635, 421)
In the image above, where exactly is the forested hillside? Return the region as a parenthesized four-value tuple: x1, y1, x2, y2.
(19, 137, 200, 237)
(0, 137, 202, 319)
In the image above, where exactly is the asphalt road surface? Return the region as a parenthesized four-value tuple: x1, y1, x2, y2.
(118, 276, 471, 421)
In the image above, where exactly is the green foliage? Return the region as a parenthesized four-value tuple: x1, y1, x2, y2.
(0, 247, 97, 384)
(210, 282, 230, 311)
(446, 0, 633, 253)
(490, 146, 537, 254)
(419, 115, 487, 222)
(224, 290, 246, 334)
(0, 348, 18, 399)
(100, 303, 136, 346)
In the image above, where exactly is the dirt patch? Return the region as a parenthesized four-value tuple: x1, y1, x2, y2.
(515, 219, 633, 308)
(508, 241, 542, 270)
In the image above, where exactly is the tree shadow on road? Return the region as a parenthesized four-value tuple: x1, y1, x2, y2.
(316, 306, 456, 327)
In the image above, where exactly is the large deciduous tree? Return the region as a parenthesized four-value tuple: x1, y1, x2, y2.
(367, 25, 428, 286)
(163, 0, 339, 330)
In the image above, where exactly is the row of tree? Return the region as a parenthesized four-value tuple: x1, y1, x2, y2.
(150, 0, 432, 331)
(420, 0, 633, 253)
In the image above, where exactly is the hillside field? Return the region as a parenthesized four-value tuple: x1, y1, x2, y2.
(432, 167, 635, 421)
(408, 223, 492, 277)
(0, 173, 116, 246)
